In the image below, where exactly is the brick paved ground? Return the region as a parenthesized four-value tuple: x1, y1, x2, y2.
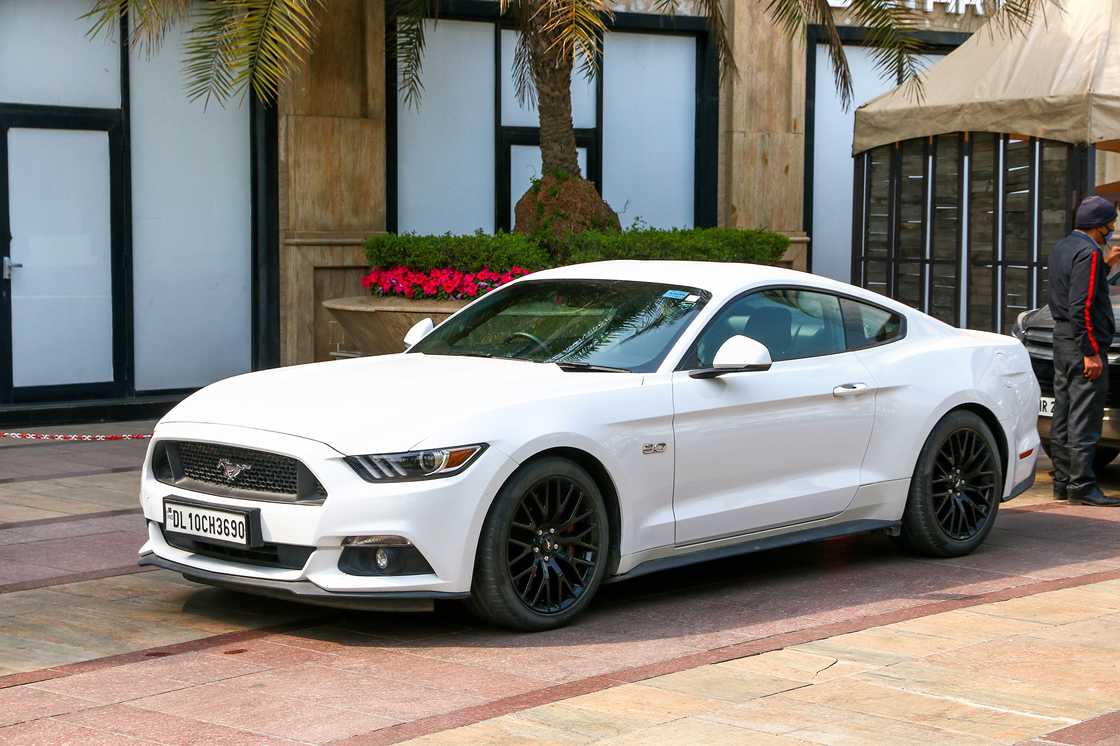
(2, 423, 1120, 744)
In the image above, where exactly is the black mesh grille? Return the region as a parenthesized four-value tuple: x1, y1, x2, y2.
(178, 442, 298, 494)
(154, 441, 327, 502)
(161, 526, 313, 570)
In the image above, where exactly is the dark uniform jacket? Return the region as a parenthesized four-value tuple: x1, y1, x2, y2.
(1049, 231, 1116, 357)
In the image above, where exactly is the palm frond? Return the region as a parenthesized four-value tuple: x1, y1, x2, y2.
(690, 0, 737, 77)
(224, 0, 324, 104)
(844, 0, 925, 102)
(84, 0, 192, 55)
(182, 1, 239, 105)
(394, 0, 433, 109)
(977, 0, 1054, 38)
(534, 0, 611, 73)
(766, 0, 855, 108)
(513, 20, 537, 108)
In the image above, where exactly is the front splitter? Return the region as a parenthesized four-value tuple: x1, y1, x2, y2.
(138, 552, 469, 612)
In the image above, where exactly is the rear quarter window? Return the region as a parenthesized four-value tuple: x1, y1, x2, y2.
(840, 298, 904, 350)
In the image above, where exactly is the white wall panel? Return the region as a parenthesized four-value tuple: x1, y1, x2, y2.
(0, 0, 121, 108)
(811, 47, 945, 282)
(398, 20, 495, 234)
(130, 24, 252, 391)
(501, 30, 596, 130)
(602, 32, 695, 229)
(9, 129, 115, 387)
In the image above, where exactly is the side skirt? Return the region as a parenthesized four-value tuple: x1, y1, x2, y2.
(606, 519, 900, 584)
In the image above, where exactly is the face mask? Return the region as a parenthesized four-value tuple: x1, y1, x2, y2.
(1106, 227, 1116, 243)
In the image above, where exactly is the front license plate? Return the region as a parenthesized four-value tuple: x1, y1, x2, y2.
(1039, 396, 1055, 417)
(164, 501, 252, 546)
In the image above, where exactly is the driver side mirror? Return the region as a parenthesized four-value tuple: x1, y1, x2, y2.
(689, 335, 773, 379)
(403, 317, 435, 349)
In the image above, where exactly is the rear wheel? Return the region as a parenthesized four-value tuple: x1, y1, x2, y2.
(469, 457, 610, 631)
(899, 411, 1002, 557)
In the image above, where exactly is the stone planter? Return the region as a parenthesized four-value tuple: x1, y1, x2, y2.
(322, 296, 467, 356)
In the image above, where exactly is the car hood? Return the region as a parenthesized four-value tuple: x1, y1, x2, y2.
(161, 354, 640, 455)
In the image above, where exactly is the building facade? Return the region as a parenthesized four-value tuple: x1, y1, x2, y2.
(1, 0, 988, 421)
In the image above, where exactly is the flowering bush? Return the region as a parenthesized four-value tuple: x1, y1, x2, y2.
(361, 265, 533, 300)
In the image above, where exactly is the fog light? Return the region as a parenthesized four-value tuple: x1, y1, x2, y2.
(338, 545, 434, 576)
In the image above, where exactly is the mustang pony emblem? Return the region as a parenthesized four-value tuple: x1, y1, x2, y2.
(217, 458, 253, 483)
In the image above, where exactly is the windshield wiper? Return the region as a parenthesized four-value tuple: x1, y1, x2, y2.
(453, 352, 498, 359)
(555, 361, 631, 373)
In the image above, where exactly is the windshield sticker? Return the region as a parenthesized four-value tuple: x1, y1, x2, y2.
(684, 294, 700, 303)
(662, 289, 690, 300)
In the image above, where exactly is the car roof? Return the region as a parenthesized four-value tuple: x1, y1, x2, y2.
(528, 260, 858, 299)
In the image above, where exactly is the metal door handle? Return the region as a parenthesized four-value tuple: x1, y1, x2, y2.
(2, 257, 21, 280)
(833, 382, 869, 398)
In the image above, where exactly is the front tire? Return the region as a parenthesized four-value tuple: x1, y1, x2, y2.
(899, 411, 1003, 557)
(469, 457, 610, 631)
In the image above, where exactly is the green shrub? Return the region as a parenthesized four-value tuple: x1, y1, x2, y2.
(365, 231, 550, 272)
(557, 228, 789, 266)
(364, 227, 789, 272)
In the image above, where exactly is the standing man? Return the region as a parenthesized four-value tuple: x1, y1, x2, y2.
(1049, 195, 1120, 506)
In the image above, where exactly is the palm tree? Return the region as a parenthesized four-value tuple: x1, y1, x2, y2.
(89, 0, 1045, 231)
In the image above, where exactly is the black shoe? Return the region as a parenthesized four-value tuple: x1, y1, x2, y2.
(1071, 487, 1120, 507)
(1054, 485, 1069, 501)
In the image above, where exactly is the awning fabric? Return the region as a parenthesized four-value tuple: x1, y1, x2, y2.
(853, 0, 1120, 154)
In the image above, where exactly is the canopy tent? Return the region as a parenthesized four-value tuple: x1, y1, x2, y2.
(853, 0, 1120, 155)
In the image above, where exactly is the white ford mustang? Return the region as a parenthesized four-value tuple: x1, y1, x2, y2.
(139, 261, 1040, 630)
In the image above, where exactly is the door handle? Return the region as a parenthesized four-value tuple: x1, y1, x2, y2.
(2, 257, 22, 280)
(833, 382, 869, 398)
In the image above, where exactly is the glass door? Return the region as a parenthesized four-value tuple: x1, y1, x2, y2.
(0, 109, 126, 403)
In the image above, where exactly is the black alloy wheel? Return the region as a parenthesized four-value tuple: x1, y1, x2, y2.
(899, 410, 1003, 557)
(930, 428, 999, 541)
(469, 458, 610, 631)
(507, 475, 601, 615)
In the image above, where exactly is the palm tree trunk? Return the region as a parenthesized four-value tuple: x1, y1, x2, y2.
(528, 17, 582, 179)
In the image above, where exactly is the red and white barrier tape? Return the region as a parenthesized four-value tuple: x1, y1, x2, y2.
(0, 432, 152, 442)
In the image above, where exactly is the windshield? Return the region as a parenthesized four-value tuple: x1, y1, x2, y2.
(410, 279, 711, 372)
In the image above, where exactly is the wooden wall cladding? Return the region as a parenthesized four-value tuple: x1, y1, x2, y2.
(278, 0, 386, 365)
(279, 238, 370, 366)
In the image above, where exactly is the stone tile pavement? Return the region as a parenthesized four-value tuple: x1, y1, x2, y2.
(405, 580, 1120, 745)
(3, 424, 1120, 743)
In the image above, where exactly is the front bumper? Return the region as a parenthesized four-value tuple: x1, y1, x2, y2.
(138, 552, 467, 611)
(138, 421, 518, 598)
(1038, 408, 1120, 448)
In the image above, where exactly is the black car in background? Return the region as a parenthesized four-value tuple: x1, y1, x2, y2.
(1012, 284, 1120, 471)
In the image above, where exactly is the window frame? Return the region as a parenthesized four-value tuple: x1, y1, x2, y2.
(674, 284, 908, 371)
(385, 2, 720, 234)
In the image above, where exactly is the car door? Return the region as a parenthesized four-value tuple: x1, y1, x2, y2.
(671, 288, 877, 545)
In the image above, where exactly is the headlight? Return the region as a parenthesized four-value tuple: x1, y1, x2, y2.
(346, 444, 486, 482)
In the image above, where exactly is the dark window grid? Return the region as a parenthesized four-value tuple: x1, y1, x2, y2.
(1036, 140, 1075, 308)
(893, 138, 929, 313)
(965, 132, 999, 332)
(999, 135, 1035, 334)
(928, 133, 964, 326)
(855, 140, 933, 315)
(858, 144, 896, 299)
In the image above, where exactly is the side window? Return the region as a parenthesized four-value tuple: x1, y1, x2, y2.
(691, 289, 846, 366)
(840, 298, 903, 350)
